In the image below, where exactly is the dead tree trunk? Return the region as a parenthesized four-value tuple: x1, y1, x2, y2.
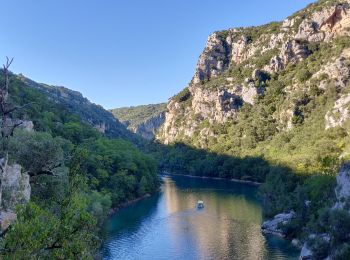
(0, 57, 14, 165)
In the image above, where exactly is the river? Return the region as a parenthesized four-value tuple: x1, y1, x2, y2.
(101, 175, 299, 260)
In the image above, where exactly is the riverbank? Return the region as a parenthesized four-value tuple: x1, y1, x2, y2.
(162, 171, 261, 186)
(101, 173, 299, 259)
(108, 193, 152, 216)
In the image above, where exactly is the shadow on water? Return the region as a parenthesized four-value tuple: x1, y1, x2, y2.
(101, 175, 300, 260)
(101, 193, 161, 238)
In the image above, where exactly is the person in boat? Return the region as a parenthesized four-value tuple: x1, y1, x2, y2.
(197, 200, 204, 208)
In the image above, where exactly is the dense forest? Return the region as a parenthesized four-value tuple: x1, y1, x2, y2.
(0, 70, 159, 259)
(152, 0, 350, 257)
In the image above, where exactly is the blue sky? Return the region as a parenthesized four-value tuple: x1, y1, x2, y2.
(1, 0, 314, 109)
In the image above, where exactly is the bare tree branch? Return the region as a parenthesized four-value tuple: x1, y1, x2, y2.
(0, 57, 33, 155)
(4, 102, 35, 116)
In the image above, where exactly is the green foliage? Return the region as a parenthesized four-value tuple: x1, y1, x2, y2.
(0, 69, 160, 258)
(110, 103, 167, 129)
(87, 191, 112, 225)
(8, 130, 69, 175)
(260, 167, 298, 217)
(296, 69, 312, 83)
(0, 152, 99, 259)
(59, 122, 100, 144)
(329, 209, 350, 244)
(159, 34, 350, 251)
(333, 243, 350, 260)
(82, 137, 159, 206)
(172, 87, 192, 103)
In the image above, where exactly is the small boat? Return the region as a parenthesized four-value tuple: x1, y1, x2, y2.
(197, 200, 204, 209)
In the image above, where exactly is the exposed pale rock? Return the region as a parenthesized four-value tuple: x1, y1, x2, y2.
(130, 112, 166, 140)
(0, 163, 31, 210)
(0, 211, 17, 233)
(261, 211, 295, 237)
(265, 55, 284, 73)
(314, 50, 350, 90)
(325, 93, 350, 129)
(19, 120, 34, 132)
(241, 83, 263, 105)
(158, 0, 350, 146)
(280, 40, 310, 65)
(292, 238, 301, 248)
(94, 122, 106, 133)
(296, 3, 350, 42)
(231, 35, 249, 64)
(0, 162, 31, 234)
(192, 32, 231, 84)
(321, 3, 350, 41)
(300, 243, 313, 260)
(333, 163, 350, 210)
(191, 87, 242, 124)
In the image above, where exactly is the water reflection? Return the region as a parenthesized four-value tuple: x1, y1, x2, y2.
(102, 175, 299, 260)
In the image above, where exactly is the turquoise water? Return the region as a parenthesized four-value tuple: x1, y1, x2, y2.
(101, 175, 299, 260)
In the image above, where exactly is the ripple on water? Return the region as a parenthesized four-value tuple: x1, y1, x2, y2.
(102, 175, 299, 260)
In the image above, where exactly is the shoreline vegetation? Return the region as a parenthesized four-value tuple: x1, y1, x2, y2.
(108, 193, 152, 216)
(107, 172, 261, 217)
(162, 171, 261, 186)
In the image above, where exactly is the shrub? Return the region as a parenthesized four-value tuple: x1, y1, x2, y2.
(296, 69, 312, 83)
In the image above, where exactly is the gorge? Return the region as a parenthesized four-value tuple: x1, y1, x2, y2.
(1, 0, 350, 259)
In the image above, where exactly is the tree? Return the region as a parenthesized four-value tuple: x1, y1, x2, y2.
(0, 58, 31, 160)
(0, 150, 99, 259)
(8, 130, 70, 176)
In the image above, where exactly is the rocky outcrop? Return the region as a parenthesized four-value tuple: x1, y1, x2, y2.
(333, 163, 350, 210)
(110, 103, 167, 140)
(17, 75, 135, 141)
(0, 211, 17, 233)
(192, 32, 231, 84)
(297, 164, 350, 259)
(300, 243, 313, 260)
(130, 112, 166, 140)
(0, 161, 31, 233)
(325, 93, 350, 129)
(157, 0, 350, 146)
(315, 49, 350, 89)
(296, 2, 350, 42)
(0, 163, 31, 210)
(261, 211, 295, 237)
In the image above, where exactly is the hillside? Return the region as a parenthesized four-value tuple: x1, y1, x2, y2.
(110, 103, 167, 139)
(154, 0, 350, 258)
(2, 0, 350, 258)
(157, 0, 350, 172)
(17, 74, 137, 141)
(0, 69, 159, 258)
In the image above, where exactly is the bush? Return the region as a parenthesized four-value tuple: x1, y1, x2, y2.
(296, 69, 312, 83)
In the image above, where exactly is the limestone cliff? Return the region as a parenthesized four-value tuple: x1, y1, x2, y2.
(17, 75, 135, 141)
(0, 160, 31, 233)
(157, 0, 350, 147)
(110, 103, 167, 140)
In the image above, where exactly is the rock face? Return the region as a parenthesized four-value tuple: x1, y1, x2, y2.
(296, 164, 350, 259)
(130, 112, 166, 140)
(0, 161, 31, 233)
(192, 32, 231, 84)
(0, 211, 17, 233)
(110, 103, 167, 140)
(157, 0, 350, 146)
(0, 163, 31, 210)
(17, 75, 135, 141)
(325, 93, 350, 129)
(300, 243, 313, 260)
(261, 211, 296, 237)
(334, 162, 350, 210)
